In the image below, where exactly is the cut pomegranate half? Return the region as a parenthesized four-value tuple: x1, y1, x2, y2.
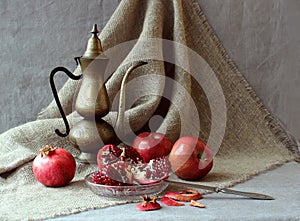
(132, 157, 171, 184)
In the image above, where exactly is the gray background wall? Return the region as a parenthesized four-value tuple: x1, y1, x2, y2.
(1, 0, 299, 140)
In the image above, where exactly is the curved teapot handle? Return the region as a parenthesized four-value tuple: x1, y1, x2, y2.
(50, 64, 82, 137)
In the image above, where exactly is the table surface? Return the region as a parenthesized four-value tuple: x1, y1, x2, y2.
(48, 162, 300, 221)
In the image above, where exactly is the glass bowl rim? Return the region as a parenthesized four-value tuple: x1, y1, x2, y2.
(84, 171, 167, 189)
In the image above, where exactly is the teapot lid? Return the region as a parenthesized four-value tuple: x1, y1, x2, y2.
(82, 24, 104, 59)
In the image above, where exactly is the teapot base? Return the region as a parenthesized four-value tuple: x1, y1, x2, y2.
(69, 119, 119, 164)
(76, 151, 98, 164)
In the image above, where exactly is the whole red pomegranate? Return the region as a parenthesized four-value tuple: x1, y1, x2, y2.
(169, 136, 213, 180)
(133, 132, 173, 163)
(32, 145, 76, 187)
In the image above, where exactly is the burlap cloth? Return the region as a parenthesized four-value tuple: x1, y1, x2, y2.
(1, 0, 299, 220)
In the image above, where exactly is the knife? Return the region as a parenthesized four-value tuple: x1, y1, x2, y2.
(165, 178, 274, 200)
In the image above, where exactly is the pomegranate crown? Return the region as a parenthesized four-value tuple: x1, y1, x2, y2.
(39, 145, 57, 157)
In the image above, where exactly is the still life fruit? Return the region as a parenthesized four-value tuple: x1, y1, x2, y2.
(169, 136, 214, 180)
(32, 145, 76, 187)
(136, 195, 161, 211)
(160, 196, 184, 206)
(132, 132, 173, 163)
(159, 190, 202, 207)
(94, 143, 170, 185)
(32, 133, 214, 202)
(86, 133, 214, 199)
(92, 134, 213, 186)
(164, 189, 203, 202)
(136, 189, 205, 211)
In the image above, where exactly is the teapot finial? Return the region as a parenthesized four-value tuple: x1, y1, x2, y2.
(91, 24, 100, 35)
(82, 24, 103, 58)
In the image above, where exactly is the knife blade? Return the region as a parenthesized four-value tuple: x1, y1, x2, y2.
(165, 178, 274, 200)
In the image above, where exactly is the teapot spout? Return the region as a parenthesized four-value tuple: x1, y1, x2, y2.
(115, 61, 148, 139)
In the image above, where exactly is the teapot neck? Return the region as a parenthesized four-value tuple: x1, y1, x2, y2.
(78, 57, 108, 78)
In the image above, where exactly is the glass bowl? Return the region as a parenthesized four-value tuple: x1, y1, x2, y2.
(84, 172, 169, 200)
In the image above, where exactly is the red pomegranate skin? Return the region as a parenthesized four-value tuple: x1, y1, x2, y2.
(133, 132, 173, 163)
(32, 147, 76, 187)
(169, 136, 213, 180)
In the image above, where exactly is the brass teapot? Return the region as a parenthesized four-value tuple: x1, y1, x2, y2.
(50, 24, 146, 163)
